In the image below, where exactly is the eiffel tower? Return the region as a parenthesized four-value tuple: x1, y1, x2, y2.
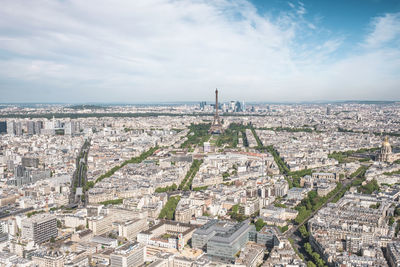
(209, 88, 224, 134)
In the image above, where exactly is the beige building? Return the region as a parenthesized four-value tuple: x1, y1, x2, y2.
(175, 203, 202, 223)
(117, 218, 147, 241)
(0, 194, 17, 207)
(88, 215, 113, 235)
(235, 242, 265, 267)
(32, 251, 64, 267)
(110, 242, 145, 267)
(71, 229, 93, 243)
(137, 220, 197, 250)
(173, 257, 194, 267)
(317, 183, 336, 197)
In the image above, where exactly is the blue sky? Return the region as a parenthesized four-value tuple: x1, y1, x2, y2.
(0, 0, 400, 103)
(253, 0, 400, 47)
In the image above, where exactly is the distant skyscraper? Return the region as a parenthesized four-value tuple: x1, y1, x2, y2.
(68, 121, 80, 135)
(199, 101, 207, 110)
(7, 121, 15, 135)
(235, 101, 242, 112)
(35, 120, 43, 134)
(0, 121, 6, 134)
(326, 106, 331, 115)
(222, 103, 227, 112)
(27, 121, 35, 135)
(65, 122, 72, 135)
(15, 122, 22, 135)
(230, 101, 236, 111)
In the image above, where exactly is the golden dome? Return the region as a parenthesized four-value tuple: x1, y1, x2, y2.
(383, 136, 390, 147)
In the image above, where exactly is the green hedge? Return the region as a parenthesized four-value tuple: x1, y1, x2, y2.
(100, 199, 123, 205)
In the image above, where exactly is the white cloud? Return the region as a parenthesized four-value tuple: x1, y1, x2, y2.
(364, 12, 400, 48)
(0, 0, 398, 102)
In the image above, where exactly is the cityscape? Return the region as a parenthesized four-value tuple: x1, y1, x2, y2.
(1, 0, 400, 267)
(0, 93, 400, 267)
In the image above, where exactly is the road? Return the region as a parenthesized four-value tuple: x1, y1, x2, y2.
(284, 164, 370, 262)
(284, 177, 353, 237)
(69, 139, 91, 206)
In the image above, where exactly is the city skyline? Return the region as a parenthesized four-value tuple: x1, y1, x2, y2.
(1, 0, 400, 103)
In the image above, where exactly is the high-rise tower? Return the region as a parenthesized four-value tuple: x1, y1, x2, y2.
(209, 89, 224, 134)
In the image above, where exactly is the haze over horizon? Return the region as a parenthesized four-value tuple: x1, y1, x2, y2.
(1, 0, 400, 103)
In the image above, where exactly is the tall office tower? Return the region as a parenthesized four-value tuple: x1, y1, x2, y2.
(222, 103, 227, 112)
(43, 119, 56, 135)
(15, 122, 22, 135)
(44, 120, 54, 130)
(35, 120, 43, 134)
(110, 242, 146, 267)
(7, 121, 15, 135)
(27, 121, 35, 135)
(199, 101, 207, 110)
(326, 106, 331, 115)
(230, 100, 236, 111)
(64, 122, 72, 135)
(53, 117, 61, 129)
(235, 101, 242, 112)
(65, 121, 80, 135)
(0, 121, 6, 134)
(71, 121, 80, 134)
(209, 89, 224, 134)
(21, 214, 58, 244)
(31, 250, 64, 267)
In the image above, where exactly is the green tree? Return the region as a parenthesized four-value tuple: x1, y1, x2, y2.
(274, 202, 287, 208)
(304, 242, 312, 254)
(359, 179, 379, 194)
(278, 225, 288, 233)
(255, 219, 265, 231)
(100, 199, 123, 205)
(395, 207, 400, 216)
(158, 196, 181, 220)
(299, 225, 309, 238)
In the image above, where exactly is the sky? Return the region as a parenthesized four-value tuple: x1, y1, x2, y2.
(0, 0, 400, 103)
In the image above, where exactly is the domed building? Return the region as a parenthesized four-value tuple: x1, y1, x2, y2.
(376, 137, 400, 163)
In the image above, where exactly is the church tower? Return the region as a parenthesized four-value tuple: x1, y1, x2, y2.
(377, 136, 392, 162)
